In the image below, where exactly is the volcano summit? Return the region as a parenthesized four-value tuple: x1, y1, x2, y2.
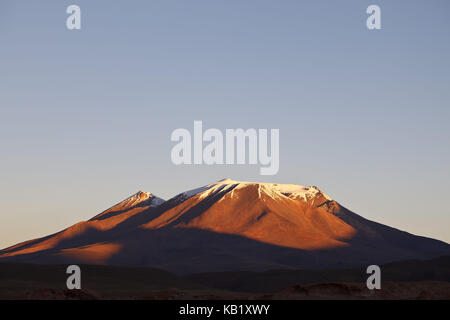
(1, 179, 449, 274)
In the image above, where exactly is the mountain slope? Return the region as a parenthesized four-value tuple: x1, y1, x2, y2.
(0, 179, 449, 274)
(141, 179, 356, 250)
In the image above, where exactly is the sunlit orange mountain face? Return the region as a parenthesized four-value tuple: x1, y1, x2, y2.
(1, 179, 449, 274)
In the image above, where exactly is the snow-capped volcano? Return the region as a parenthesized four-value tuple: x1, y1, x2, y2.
(1, 179, 449, 274)
(142, 179, 348, 250)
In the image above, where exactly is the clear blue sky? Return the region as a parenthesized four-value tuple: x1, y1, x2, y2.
(1, 0, 449, 248)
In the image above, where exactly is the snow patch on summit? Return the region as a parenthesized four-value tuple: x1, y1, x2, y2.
(111, 191, 165, 210)
(177, 178, 332, 203)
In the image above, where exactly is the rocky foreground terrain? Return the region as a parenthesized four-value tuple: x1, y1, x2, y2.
(1, 256, 449, 300)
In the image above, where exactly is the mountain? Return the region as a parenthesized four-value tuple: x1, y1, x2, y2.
(0, 179, 449, 274)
